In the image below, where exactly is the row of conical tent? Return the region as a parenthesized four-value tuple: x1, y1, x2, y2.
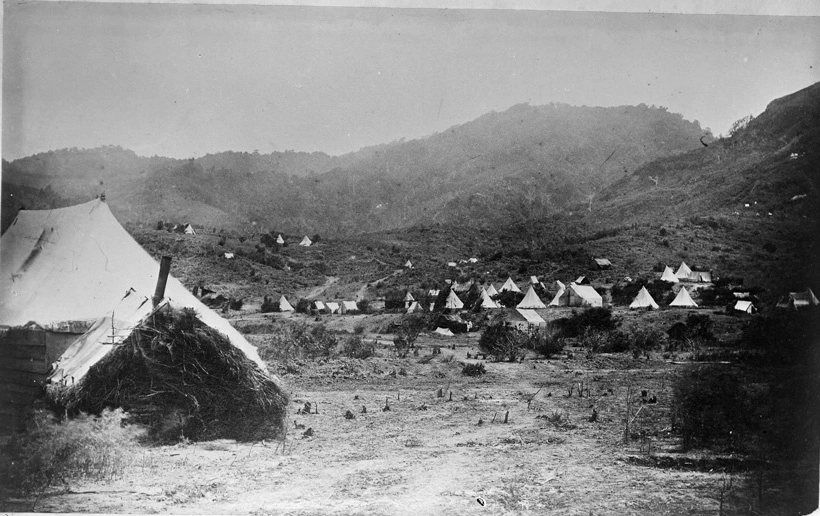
(660, 262, 712, 283)
(274, 296, 359, 314)
(431, 276, 700, 311)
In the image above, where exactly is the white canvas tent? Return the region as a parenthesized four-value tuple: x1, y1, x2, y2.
(182, 223, 196, 235)
(434, 327, 454, 337)
(278, 295, 295, 312)
(0, 200, 266, 370)
(444, 290, 464, 310)
(500, 277, 520, 293)
(486, 284, 499, 297)
(276, 234, 285, 245)
(406, 301, 423, 313)
(478, 287, 499, 309)
(776, 289, 820, 310)
(550, 284, 602, 308)
(733, 300, 756, 314)
(404, 292, 415, 302)
(660, 266, 679, 283)
(530, 276, 540, 285)
(507, 309, 546, 331)
(670, 286, 698, 307)
(299, 236, 312, 246)
(548, 287, 565, 306)
(675, 261, 692, 279)
(312, 300, 326, 312)
(688, 271, 713, 283)
(341, 301, 359, 314)
(517, 286, 546, 309)
(404, 260, 413, 268)
(629, 286, 659, 310)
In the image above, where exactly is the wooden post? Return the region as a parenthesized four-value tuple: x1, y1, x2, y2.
(503, 411, 509, 424)
(152, 256, 172, 307)
(624, 385, 631, 444)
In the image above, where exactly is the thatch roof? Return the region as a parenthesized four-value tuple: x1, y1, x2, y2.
(47, 303, 288, 442)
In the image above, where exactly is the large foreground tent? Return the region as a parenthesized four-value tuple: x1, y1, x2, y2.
(507, 309, 546, 331)
(629, 286, 659, 310)
(0, 200, 285, 437)
(517, 286, 547, 309)
(669, 286, 698, 307)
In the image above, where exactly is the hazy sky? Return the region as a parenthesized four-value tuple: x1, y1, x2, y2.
(3, 3, 819, 159)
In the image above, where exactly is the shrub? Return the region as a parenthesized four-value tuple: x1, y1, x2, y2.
(462, 362, 486, 376)
(525, 327, 565, 358)
(479, 323, 526, 362)
(0, 409, 144, 495)
(356, 299, 370, 313)
(341, 335, 376, 359)
(554, 307, 619, 338)
(393, 328, 419, 358)
(261, 295, 278, 313)
(295, 298, 311, 314)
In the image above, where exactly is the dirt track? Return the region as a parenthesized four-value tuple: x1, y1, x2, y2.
(1, 332, 771, 515)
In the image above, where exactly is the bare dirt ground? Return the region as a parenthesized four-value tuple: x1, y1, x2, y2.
(1, 328, 775, 515)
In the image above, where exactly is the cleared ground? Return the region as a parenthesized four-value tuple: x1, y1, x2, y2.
(1, 323, 784, 515)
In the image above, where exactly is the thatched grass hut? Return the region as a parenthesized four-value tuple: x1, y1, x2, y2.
(47, 302, 288, 442)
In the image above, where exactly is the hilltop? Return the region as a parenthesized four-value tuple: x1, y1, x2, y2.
(2, 102, 705, 234)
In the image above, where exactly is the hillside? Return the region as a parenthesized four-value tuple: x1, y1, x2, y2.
(2, 103, 705, 235)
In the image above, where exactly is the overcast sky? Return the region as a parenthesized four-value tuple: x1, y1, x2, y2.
(3, 3, 819, 159)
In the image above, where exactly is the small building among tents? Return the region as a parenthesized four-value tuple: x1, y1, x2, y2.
(591, 258, 612, 270)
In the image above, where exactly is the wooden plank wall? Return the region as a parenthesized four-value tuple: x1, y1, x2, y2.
(0, 328, 48, 434)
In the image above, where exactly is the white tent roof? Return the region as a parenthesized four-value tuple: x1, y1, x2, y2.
(530, 276, 539, 284)
(404, 292, 415, 302)
(670, 286, 698, 307)
(444, 290, 464, 309)
(500, 277, 521, 293)
(486, 284, 499, 297)
(434, 327, 454, 336)
(276, 234, 285, 244)
(479, 287, 499, 309)
(514, 308, 546, 325)
(0, 200, 266, 370)
(675, 261, 692, 279)
(404, 260, 413, 268)
(548, 288, 565, 306)
(325, 302, 340, 314)
(313, 300, 326, 310)
(660, 266, 679, 283)
(734, 300, 755, 313)
(517, 285, 546, 309)
(183, 224, 196, 235)
(406, 301, 423, 313)
(552, 284, 602, 307)
(342, 300, 359, 312)
(278, 295, 295, 312)
(629, 286, 659, 310)
(299, 236, 312, 246)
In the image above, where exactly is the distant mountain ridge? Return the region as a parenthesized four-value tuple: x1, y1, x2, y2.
(2, 101, 708, 234)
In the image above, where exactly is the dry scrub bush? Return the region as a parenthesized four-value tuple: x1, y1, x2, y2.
(1, 408, 144, 495)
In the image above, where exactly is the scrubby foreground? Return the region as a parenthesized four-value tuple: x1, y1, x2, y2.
(2, 330, 814, 515)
